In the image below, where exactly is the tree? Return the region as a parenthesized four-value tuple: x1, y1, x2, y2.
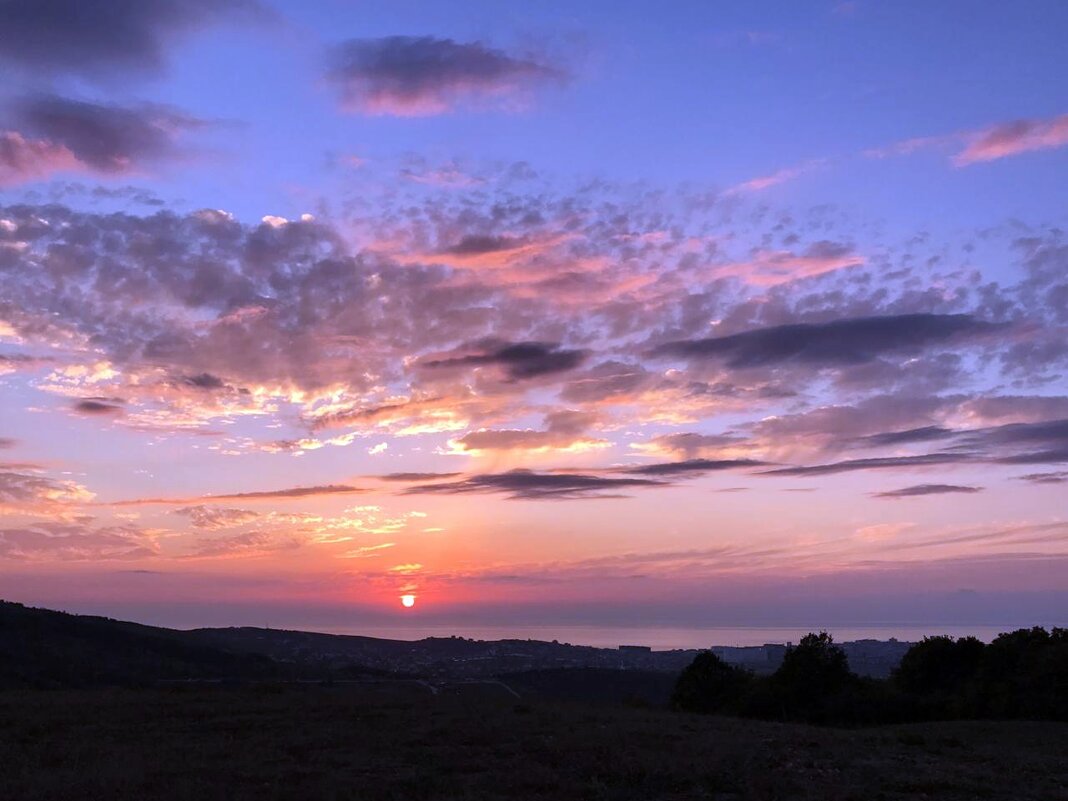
(893, 635, 984, 718)
(671, 651, 749, 714)
(977, 627, 1068, 720)
(895, 636, 984, 694)
(767, 632, 858, 723)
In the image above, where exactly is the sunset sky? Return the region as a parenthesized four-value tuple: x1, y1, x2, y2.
(1, 0, 1066, 638)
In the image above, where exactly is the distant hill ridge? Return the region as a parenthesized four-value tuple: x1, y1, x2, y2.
(1, 599, 914, 689)
(0, 600, 279, 688)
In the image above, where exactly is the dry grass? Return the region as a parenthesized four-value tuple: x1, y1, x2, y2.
(0, 686, 1065, 800)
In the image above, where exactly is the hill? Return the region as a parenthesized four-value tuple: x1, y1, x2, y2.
(0, 601, 279, 688)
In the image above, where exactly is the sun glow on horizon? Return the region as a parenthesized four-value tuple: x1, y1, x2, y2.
(400, 594, 417, 608)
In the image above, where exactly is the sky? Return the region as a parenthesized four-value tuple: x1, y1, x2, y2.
(1, 0, 1066, 639)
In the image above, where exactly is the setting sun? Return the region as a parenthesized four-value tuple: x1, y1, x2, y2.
(400, 594, 416, 609)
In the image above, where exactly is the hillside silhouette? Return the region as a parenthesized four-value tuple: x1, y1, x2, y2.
(0, 601, 280, 688)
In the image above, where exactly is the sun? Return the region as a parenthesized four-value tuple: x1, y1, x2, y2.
(400, 594, 416, 608)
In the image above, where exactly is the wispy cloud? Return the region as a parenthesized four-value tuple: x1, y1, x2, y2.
(873, 484, 983, 499)
(867, 112, 1068, 166)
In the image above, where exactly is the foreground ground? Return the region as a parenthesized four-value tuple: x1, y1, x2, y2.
(1, 686, 1065, 800)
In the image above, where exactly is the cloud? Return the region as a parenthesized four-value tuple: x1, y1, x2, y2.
(968, 418, 1068, 465)
(763, 452, 973, 477)
(0, 469, 94, 516)
(1016, 471, 1068, 485)
(5, 95, 204, 178)
(725, 159, 823, 194)
(707, 241, 864, 286)
(374, 472, 462, 482)
(73, 399, 124, 416)
(173, 505, 259, 530)
(113, 484, 369, 506)
(422, 341, 587, 381)
(620, 458, 765, 476)
(0, 0, 264, 79)
(954, 113, 1068, 166)
(326, 36, 563, 116)
(873, 484, 983, 499)
(630, 432, 745, 459)
(858, 425, 957, 448)
(867, 112, 1068, 167)
(0, 131, 81, 186)
(403, 469, 663, 500)
(340, 542, 396, 559)
(211, 484, 370, 502)
(185, 530, 301, 559)
(183, 373, 227, 390)
(653, 313, 1006, 368)
(445, 409, 607, 455)
(0, 521, 154, 561)
(446, 428, 608, 455)
(425, 233, 569, 269)
(0, 179, 1060, 465)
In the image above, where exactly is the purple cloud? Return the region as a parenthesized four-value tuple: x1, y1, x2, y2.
(0, 0, 265, 79)
(326, 36, 563, 116)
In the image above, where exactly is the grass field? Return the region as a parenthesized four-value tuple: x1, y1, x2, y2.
(1, 686, 1065, 800)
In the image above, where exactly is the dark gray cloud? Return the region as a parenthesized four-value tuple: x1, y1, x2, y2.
(1016, 471, 1068, 485)
(0, 438, 15, 449)
(858, 425, 957, 448)
(764, 453, 974, 477)
(653, 313, 1007, 368)
(969, 418, 1068, 465)
(10, 95, 204, 173)
(183, 373, 226, 390)
(423, 341, 587, 381)
(439, 235, 527, 256)
(873, 484, 983, 499)
(403, 469, 662, 500)
(326, 36, 562, 115)
(971, 418, 1068, 448)
(375, 472, 462, 482)
(73, 399, 123, 415)
(0, 0, 263, 79)
(621, 458, 766, 476)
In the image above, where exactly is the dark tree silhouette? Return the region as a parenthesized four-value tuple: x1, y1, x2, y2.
(765, 632, 860, 723)
(671, 651, 749, 714)
(976, 627, 1068, 720)
(893, 635, 984, 717)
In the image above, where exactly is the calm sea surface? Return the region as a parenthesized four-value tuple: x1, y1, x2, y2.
(318, 624, 1040, 649)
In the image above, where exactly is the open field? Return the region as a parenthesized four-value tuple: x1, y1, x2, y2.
(1, 687, 1065, 801)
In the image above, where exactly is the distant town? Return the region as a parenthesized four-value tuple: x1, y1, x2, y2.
(189, 626, 914, 679)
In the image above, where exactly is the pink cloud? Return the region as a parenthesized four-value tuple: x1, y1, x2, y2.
(726, 159, 824, 194)
(710, 242, 864, 286)
(954, 113, 1068, 165)
(0, 131, 82, 186)
(867, 112, 1068, 166)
